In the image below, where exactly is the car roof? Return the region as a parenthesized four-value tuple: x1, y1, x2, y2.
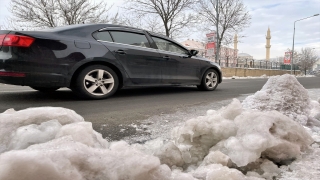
(41, 24, 187, 49)
(43, 24, 145, 33)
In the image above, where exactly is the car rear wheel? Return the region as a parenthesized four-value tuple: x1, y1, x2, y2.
(72, 65, 119, 99)
(197, 69, 219, 91)
(30, 86, 60, 92)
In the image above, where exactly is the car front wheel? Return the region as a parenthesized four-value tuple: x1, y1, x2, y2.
(72, 65, 119, 99)
(197, 69, 219, 91)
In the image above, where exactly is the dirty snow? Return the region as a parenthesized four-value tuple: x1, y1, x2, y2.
(0, 75, 320, 180)
(242, 74, 311, 125)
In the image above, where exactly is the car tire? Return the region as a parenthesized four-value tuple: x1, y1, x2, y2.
(30, 86, 60, 92)
(197, 69, 219, 91)
(72, 65, 119, 99)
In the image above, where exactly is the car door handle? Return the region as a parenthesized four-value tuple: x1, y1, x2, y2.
(162, 56, 170, 60)
(115, 50, 126, 55)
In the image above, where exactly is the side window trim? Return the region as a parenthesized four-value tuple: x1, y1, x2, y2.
(107, 31, 114, 42)
(92, 30, 114, 42)
(109, 30, 151, 48)
(156, 48, 187, 56)
(97, 39, 159, 52)
(151, 36, 189, 54)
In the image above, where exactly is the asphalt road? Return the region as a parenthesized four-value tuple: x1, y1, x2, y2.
(0, 77, 319, 140)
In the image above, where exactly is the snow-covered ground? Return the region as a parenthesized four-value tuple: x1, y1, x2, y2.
(0, 74, 320, 180)
(223, 74, 315, 79)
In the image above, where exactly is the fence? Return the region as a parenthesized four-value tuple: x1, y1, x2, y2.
(215, 60, 299, 71)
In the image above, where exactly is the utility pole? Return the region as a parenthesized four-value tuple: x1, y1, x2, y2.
(215, 0, 220, 65)
(291, 14, 319, 74)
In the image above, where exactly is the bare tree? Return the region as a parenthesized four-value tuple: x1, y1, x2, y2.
(8, 0, 114, 29)
(124, 0, 198, 38)
(196, 0, 251, 61)
(120, 14, 165, 35)
(297, 48, 319, 75)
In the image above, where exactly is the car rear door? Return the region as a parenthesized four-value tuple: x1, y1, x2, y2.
(151, 36, 200, 84)
(95, 29, 164, 85)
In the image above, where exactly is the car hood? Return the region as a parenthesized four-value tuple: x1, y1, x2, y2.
(192, 56, 221, 68)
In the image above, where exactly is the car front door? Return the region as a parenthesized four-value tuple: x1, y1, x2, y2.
(151, 36, 200, 84)
(95, 30, 164, 85)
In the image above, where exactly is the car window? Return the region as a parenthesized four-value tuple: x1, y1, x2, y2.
(92, 31, 113, 42)
(152, 36, 188, 54)
(110, 31, 150, 48)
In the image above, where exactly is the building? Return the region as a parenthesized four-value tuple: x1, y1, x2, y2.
(180, 39, 206, 57)
(203, 33, 239, 67)
(237, 53, 253, 67)
(219, 47, 238, 67)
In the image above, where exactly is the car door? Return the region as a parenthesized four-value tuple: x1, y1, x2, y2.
(95, 30, 164, 85)
(151, 36, 200, 84)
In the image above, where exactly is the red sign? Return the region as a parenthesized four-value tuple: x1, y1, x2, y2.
(284, 52, 291, 65)
(206, 42, 215, 49)
(205, 32, 216, 57)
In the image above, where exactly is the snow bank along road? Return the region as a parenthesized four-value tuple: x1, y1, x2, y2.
(0, 75, 320, 180)
(0, 77, 319, 141)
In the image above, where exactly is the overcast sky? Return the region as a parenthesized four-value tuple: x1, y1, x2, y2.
(0, 0, 319, 59)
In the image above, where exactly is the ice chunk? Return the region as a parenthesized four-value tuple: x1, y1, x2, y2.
(56, 122, 108, 148)
(260, 159, 280, 179)
(154, 141, 184, 167)
(310, 100, 320, 119)
(0, 107, 83, 153)
(8, 120, 62, 150)
(201, 150, 230, 167)
(211, 110, 313, 167)
(171, 169, 197, 180)
(192, 164, 264, 180)
(168, 99, 240, 166)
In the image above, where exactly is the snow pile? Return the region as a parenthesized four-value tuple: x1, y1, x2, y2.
(228, 75, 269, 79)
(0, 104, 312, 180)
(0, 74, 319, 179)
(242, 74, 311, 125)
(260, 74, 268, 78)
(0, 108, 172, 180)
(153, 99, 312, 179)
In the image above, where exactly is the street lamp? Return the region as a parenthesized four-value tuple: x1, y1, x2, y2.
(291, 14, 319, 74)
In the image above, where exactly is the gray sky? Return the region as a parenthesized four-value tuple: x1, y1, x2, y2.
(0, 0, 319, 59)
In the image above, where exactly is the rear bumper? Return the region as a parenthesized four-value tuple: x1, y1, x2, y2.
(0, 71, 68, 87)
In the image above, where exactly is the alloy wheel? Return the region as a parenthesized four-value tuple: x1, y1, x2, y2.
(83, 69, 115, 96)
(205, 71, 218, 89)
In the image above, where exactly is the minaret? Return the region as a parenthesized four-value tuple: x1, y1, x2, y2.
(265, 27, 271, 61)
(234, 34, 238, 51)
(234, 34, 238, 64)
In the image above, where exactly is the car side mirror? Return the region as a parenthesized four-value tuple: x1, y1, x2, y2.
(189, 49, 199, 57)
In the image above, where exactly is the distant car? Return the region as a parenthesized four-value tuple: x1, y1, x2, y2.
(0, 24, 222, 99)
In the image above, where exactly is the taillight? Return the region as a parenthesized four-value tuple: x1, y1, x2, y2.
(0, 34, 34, 47)
(0, 72, 26, 77)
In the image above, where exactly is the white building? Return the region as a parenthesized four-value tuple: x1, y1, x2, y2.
(237, 53, 253, 67)
(180, 39, 206, 57)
